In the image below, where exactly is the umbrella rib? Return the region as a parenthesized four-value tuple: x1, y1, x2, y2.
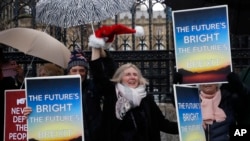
(91, 1, 100, 22)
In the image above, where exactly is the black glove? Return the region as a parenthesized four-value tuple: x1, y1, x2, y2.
(227, 72, 243, 91)
(173, 72, 183, 84)
(227, 72, 241, 84)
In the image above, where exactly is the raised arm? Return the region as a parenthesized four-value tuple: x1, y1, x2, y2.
(91, 48, 102, 61)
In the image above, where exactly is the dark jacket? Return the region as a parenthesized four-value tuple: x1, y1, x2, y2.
(204, 84, 237, 141)
(81, 79, 103, 141)
(0, 76, 22, 140)
(203, 73, 249, 141)
(89, 55, 178, 141)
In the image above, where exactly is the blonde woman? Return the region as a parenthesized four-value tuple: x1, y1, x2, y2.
(89, 47, 178, 141)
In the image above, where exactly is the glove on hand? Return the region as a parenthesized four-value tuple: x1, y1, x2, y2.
(227, 72, 241, 84)
(173, 72, 183, 84)
(227, 72, 243, 90)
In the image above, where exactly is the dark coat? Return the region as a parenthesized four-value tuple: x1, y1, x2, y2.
(0, 76, 22, 140)
(204, 85, 237, 141)
(81, 79, 103, 141)
(89, 56, 178, 141)
(203, 77, 250, 141)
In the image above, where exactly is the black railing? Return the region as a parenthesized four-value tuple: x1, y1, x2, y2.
(3, 48, 250, 103)
(3, 50, 175, 103)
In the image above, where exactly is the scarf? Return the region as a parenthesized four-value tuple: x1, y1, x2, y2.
(200, 89, 226, 124)
(115, 83, 146, 120)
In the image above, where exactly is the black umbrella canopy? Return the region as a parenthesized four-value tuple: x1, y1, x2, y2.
(164, 0, 250, 35)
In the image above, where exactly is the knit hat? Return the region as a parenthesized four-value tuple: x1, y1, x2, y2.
(88, 24, 144, 48)
(67, 48, 89, 72)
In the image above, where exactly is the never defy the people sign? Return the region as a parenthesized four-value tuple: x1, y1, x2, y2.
(4, 89, 26, 141)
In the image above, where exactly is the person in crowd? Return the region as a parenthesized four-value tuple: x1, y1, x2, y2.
(1, 59, 24, 89)
(1, 49, 25, 140)
(200, 72, 250, 141)
(24, 48, 103, 141)
(88, 24, 178, 141)
(0, 59, 24, 100)
(37, 63, 64, 76)
(173, 71, 249, 141)
(67, 48, 103, 141)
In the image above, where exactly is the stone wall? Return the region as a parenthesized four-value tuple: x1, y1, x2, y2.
(158, 103, 180, 141)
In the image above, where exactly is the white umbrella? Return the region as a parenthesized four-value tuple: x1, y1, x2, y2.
(0, 28, 70, 68)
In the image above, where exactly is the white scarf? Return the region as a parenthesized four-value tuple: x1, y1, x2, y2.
(115, 83, 147, 120)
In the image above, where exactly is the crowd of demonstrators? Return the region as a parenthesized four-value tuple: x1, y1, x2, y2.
(9, 24, 177, 141)
(173, 72, 250, 141)
(4, 24, 178, 141)
(88, 23, 178, 141)
(24, 48, 103, 141)
(5, 23, 250, 141)
(37, 63, 64, 77)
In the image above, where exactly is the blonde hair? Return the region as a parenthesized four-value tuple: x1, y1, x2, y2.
(110, 63, 149, 85)
(37, 63, 64, 77)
